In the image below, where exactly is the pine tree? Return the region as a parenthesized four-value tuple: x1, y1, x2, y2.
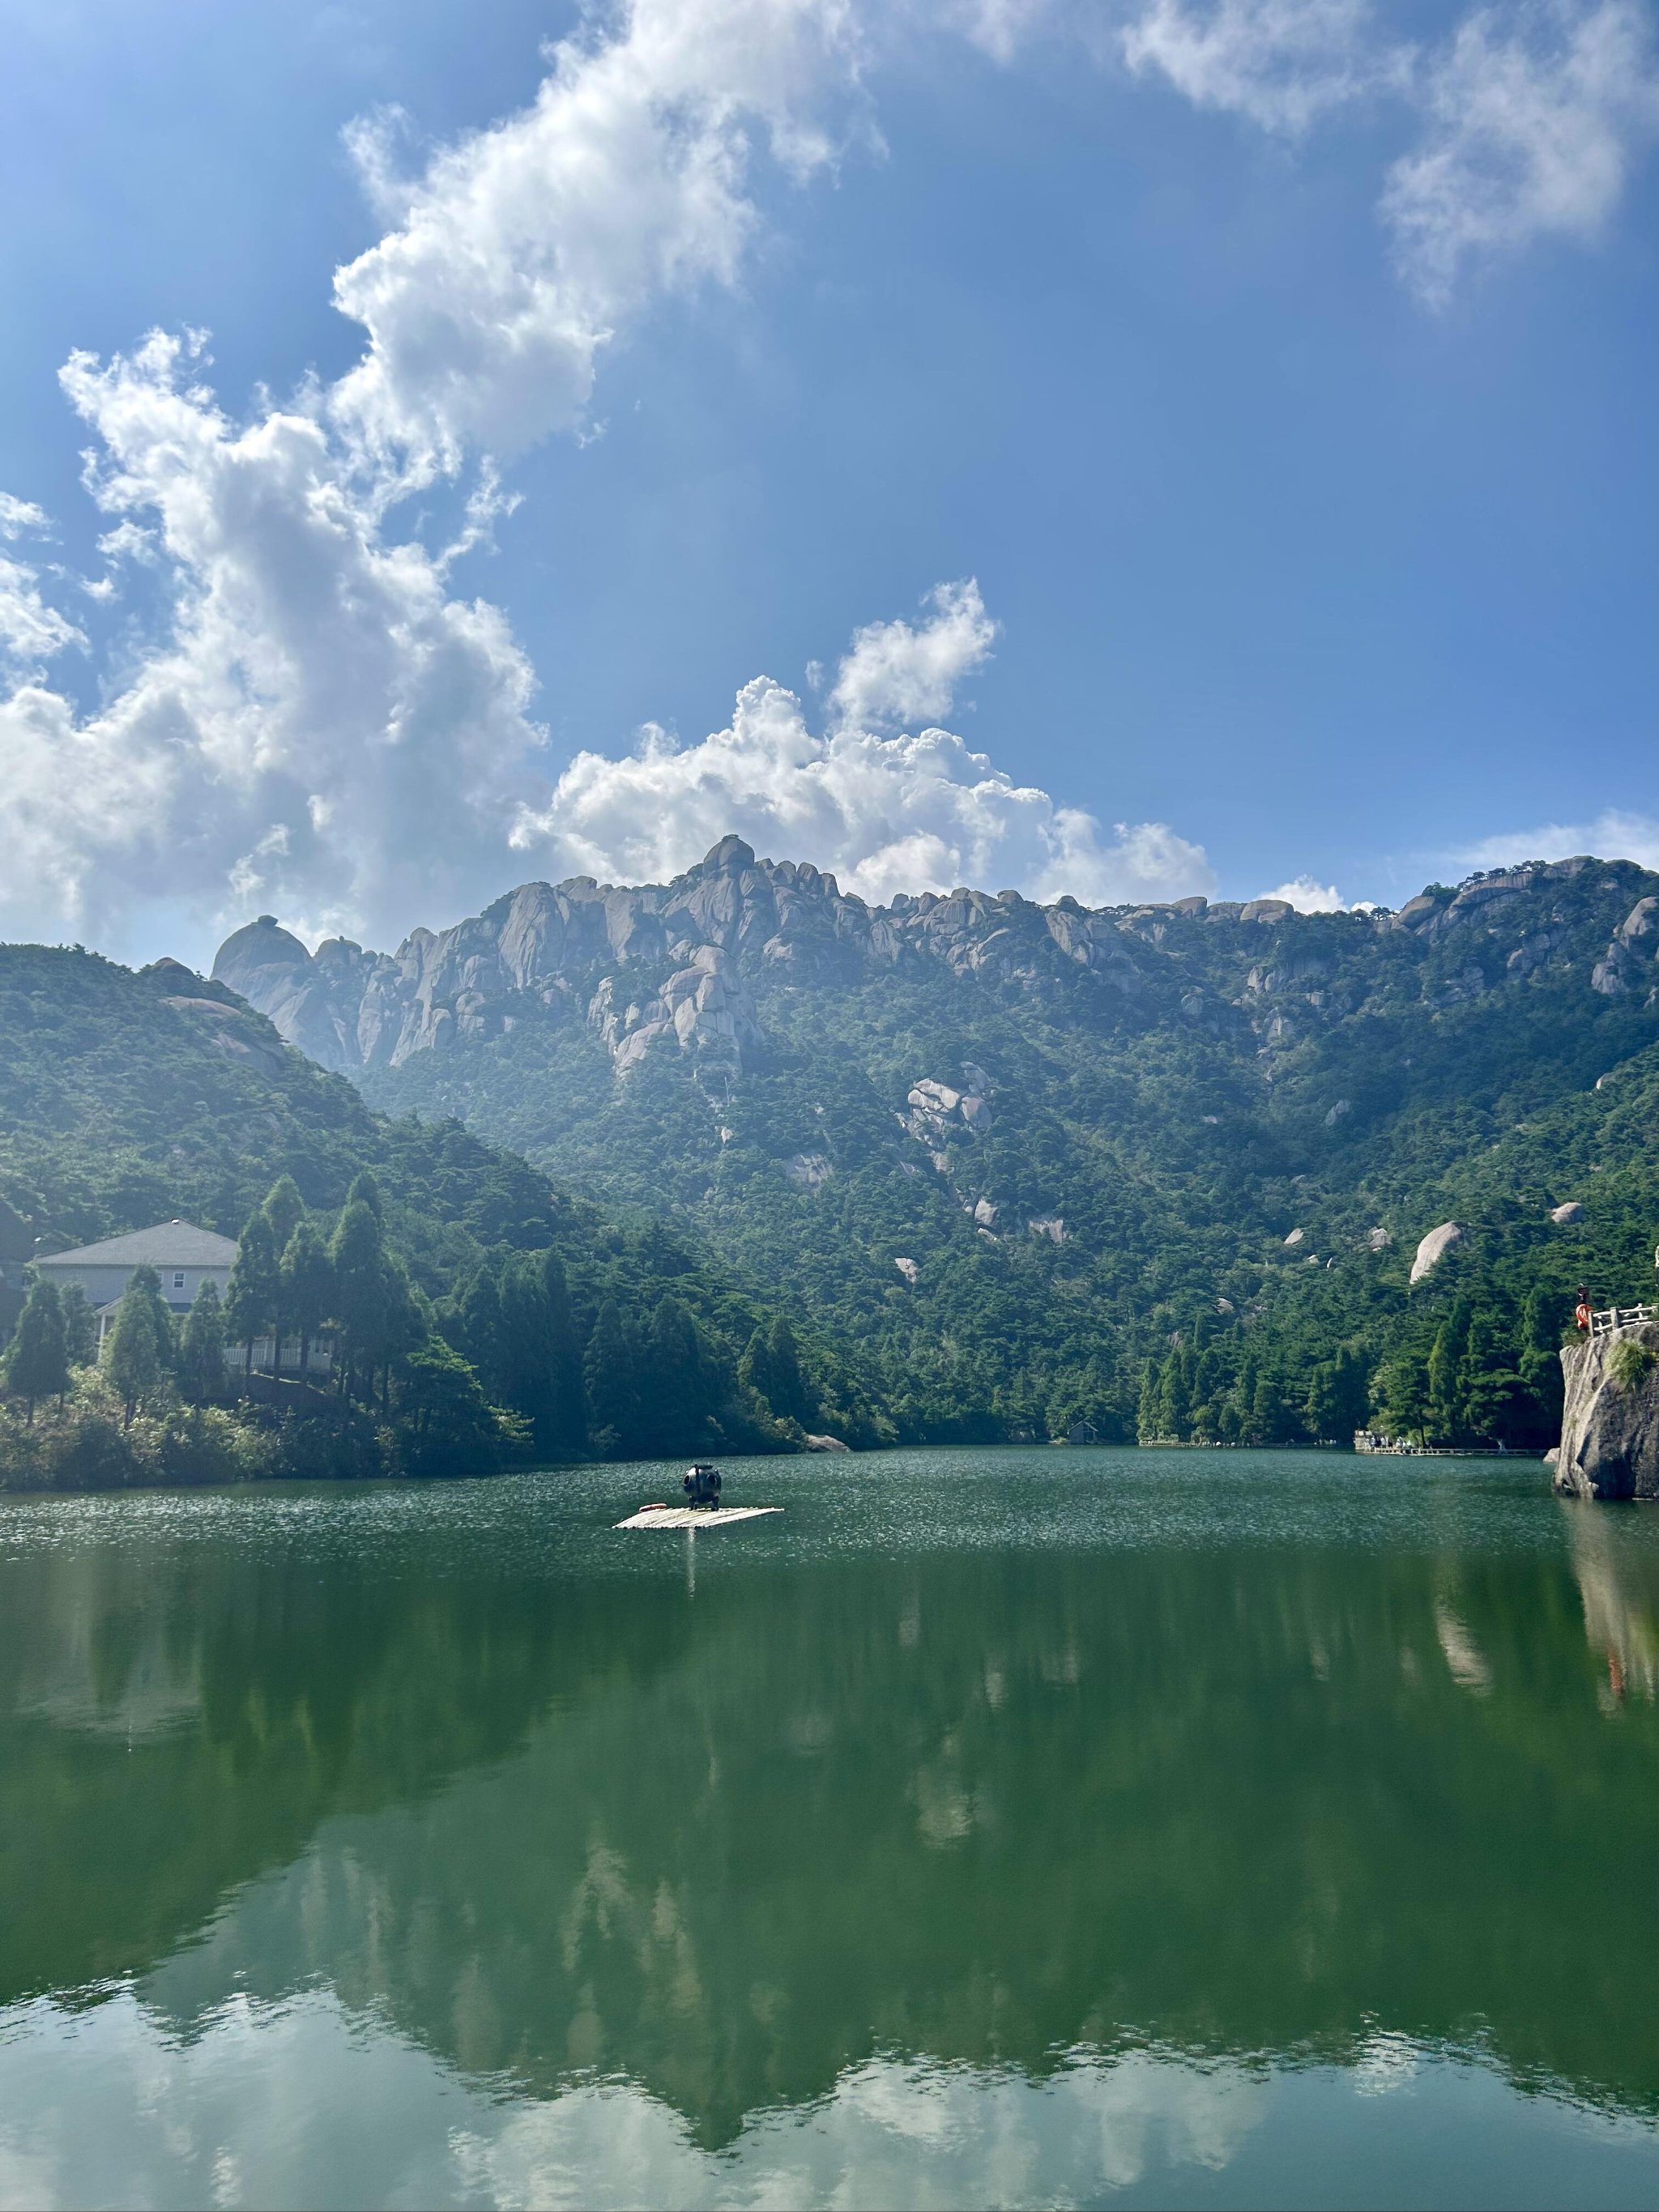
(644, 1294, 708, 1453)
(584, 1298, 640, 1455)
(330, 1199, 390, 1402)
(1304, 1363, 1342, 1443)
(1137, 1358, 1162, 1443)
(345, 1170, 384, 1221)
(1427, 1320, 1461, 1444)
(178, 1279, 227, 1403)
(739, 1314, 811, 1426)
(262, 1175, 305, 1263)
(458, 1268, 505, 1400)
(1518, 1285, 1566, 1434)
(539, 1250, 587, 1453)
(1157, 1349, 1192, 1440)
(1375, 1351, 1430, 1445)
(399, 1336, 512, 1477)
(225, 1212, 280, 1385)
(5, 1276, 69, 1422)
(59, 1282, 97, 1370)
(281, 1219, 334, 1386)
(104, 1265, 172, 1426)
(1251, 1370, 1290, 1446)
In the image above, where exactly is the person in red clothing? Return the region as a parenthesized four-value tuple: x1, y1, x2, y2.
(1575, 1286, 1593, 1333)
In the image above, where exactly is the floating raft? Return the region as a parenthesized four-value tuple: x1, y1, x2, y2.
(614, 1503, 783, 1531)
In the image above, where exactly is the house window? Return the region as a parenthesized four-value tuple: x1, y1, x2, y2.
(173, 1272, 186, 1291)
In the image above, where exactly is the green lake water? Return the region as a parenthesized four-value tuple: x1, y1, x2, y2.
(6, 1447, 1659, 2209)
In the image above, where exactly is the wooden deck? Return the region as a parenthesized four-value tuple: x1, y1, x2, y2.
(614, 1503, 783, 1531)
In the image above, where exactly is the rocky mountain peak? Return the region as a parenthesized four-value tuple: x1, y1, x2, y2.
(211, 841, 1659, 1083)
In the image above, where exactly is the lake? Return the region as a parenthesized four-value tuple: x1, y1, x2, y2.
(4, 1447, 1659, 2209)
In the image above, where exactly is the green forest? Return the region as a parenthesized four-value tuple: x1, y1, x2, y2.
(5, 846, 1659, 1487)
(352, 855, 1659, 1451)
(0, 946, 881, 1488)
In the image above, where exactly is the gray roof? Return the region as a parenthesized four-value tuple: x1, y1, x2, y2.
(36, 1221, 240, 1269)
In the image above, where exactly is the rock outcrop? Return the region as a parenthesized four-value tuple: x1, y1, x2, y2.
(213, 839, 1149, 1079)
(1410, 1222, 1464, 1284)
(1555, 1325, 1659, 1499)
(212, 843, 1659, 1094)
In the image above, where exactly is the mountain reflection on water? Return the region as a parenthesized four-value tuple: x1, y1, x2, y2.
(4, 1450, 1659, 2208)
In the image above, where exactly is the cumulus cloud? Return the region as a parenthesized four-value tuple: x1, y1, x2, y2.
(329, 0, 867, 475)
(1257, 874, 1350, 911)
(0, 0, 874, 956)
(0, 331, 544, 953)
(1454, 808, 1659, 873)
(828, 578, 998, 729)
(1122, 0, 1407, 134)
(510, 595, 1216, 910)
(0, 0, 1230, 958)
(0, 498, 85, 678)
(1381, 0, 1659, 304)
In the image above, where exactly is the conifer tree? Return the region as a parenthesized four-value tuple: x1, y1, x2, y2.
(225, 1212, 280, 1385)
(739, 1313, 811, 1426)
(1250, 1370, 1290, 1446)
(262, 1175, 305, 1262)
(178, 1279, 226, 1404)
(330, 1198, 390, 1402)
(1427, 1320, 1461, 1444)
(1518, 1286, 1565, 1431)
(1304, 1363, 1342, 1443)
(281, 1220, 334, 1385)
(345, 1170, 384, 1221)
(539, 1250, 587, 1452)
(105, 1265, 172, 1426)
(1375, 1350, 1430, 1445)
(59, 1282, 97, 1370)
(584, 1298, 640, 1455)
(458, 1268, 505, 1400)
(645, 1294, 708, 1452)
(5, 1275, 69, 1422)
(1158, 1349, 1192, 1441)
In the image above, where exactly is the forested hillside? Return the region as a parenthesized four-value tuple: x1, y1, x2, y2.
(217, 841, 1659, 1450)
(0, 944, 884, 1483)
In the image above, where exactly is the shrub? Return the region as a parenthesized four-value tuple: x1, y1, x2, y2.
(1609, 1336, 1657, 1395)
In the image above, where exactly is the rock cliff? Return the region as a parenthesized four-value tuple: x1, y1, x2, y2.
(1555, 1327, 1659, 1500)
(212, 834, 1149, 1079)
(213, 842, 1659, 1086)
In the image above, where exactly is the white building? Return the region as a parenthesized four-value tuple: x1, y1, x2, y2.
(35, 1221, 240, 1345)
(34, 1217, 334, 1377)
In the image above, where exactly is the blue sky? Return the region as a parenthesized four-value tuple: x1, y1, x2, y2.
(1, 0, 1656, 964)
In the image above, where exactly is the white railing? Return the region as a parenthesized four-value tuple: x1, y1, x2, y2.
(1590, 1304, 1657, 1338)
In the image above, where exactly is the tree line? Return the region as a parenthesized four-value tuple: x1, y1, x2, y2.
(1132, 1281, 1567, 1451)
(2, 1172, 834, 1483)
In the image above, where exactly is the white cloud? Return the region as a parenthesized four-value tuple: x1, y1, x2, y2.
(1121, 0, 1407, 134)
(0, 492, 52, 539)
(0, 0, 872, 957)
(0, 556, 84, 679)
(0, 331, 544, 953)
(1454, 808, 1659, 873)
(940, 0, 1057, 63)
(1258, 874, 1350, 910)
(510, 597, 1216, 910)
(1383, 0, 1659, 304)
(329, 0, 867, 475)
(828, 578, 998, 729)
(1120, 0, 1659, 298)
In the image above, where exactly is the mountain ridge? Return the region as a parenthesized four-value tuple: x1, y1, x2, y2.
(210, 837, 1659, 1447)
